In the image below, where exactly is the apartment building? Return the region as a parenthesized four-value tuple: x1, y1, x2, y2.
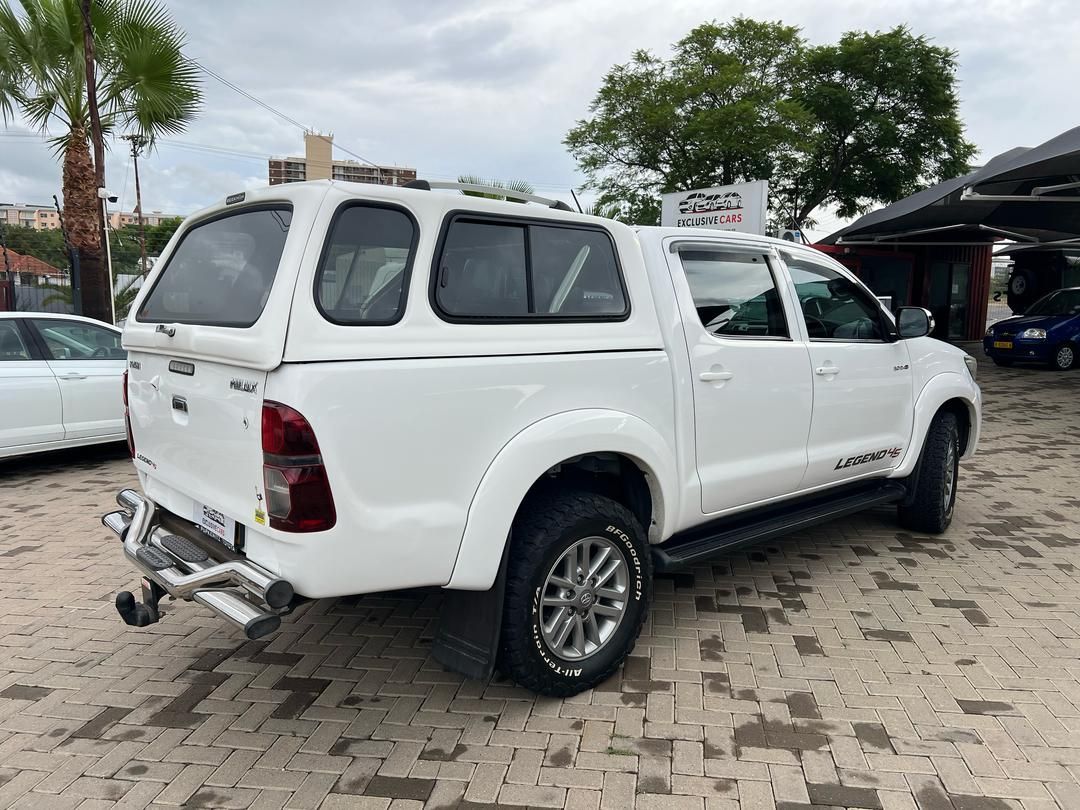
(268, 133, 416, 187)
(1, 204, 61, 231)
(1, 203, 177, 232)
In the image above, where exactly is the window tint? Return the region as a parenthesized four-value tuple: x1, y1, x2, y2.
(30, 319, 124, 360)
(0, 321, 31, 360)
(316, 205, 416, 324)
(784, 254, 885, 341)
(529, 226, 626, 316)
(138, 207, 292, 327)
(677, 250, 788, 338)
(435, 219, 627, 320)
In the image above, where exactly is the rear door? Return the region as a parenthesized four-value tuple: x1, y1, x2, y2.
(123, 199, 306, 536)
(28, 317, 126, 440)
(0, 318, 64, 451)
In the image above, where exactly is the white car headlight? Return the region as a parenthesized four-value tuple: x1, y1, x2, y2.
(1021, 328, 1047, 339)
(963, 354, 977, 380)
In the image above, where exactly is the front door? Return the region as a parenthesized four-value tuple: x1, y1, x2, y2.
(781, 251, 914, 490)
(27, 318, 126, 440)
(668, 244, 813, 515)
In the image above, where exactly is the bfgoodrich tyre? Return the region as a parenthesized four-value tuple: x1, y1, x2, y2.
(897, 412, 960, 534)
(499, 490, 652, 697)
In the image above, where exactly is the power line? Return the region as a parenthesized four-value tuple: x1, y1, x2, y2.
(188, 58, 388, 175)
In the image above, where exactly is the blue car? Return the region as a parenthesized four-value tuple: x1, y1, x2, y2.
(984, 287, 1080, 370)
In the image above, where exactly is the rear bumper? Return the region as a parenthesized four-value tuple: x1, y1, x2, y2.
(103, 489, 293, 639)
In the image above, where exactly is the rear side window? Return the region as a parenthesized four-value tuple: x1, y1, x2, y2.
(434, 217, 628, 320)
(315, 204, 417, 325)
(138, 206, 292, 327)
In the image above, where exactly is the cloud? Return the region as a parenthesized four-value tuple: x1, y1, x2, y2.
(1, 0, 1077, 230)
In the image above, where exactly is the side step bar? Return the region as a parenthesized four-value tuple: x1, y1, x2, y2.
(652, 480, 907, 572)
(103, 489, 293, 640)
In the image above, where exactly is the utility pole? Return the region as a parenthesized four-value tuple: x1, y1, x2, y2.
(122, 134, 149, 275)
(81, 0, 112, 322)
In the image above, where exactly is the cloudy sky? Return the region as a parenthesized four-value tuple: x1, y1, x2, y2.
(1, 0, 1077, 239)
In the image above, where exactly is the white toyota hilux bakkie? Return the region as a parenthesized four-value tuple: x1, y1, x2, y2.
(105, 179, 981, 696)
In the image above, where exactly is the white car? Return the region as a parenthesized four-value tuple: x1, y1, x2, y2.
(0, 312, 126, 459)
(103, 180, 981, 696)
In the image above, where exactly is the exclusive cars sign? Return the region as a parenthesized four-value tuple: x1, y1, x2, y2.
(661, 180, 769, 235)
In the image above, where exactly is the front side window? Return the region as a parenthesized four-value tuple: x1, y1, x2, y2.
(30, 319, 124, 360)
(0, 321, 31, 360)
(138, 206, 292, 327)
(434, 218, 627, 320)
(315, 205, 417, 324)
(784, 254, 885, 341)
(677, 250, 788, 338)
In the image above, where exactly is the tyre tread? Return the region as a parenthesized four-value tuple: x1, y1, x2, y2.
(499, 489, 651, 697)
(898, 412, 959, 534)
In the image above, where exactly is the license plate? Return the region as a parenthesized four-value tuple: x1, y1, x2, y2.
(196, 502, 236, 550)
(993, 340, 1013, 349)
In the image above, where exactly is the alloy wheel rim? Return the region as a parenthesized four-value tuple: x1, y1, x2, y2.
(943, 440, 957, 513)
(1058, 346, 1074, 369)
(540, 536, 629, 661)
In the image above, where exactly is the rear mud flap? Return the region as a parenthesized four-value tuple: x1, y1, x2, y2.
(431, 540, 510, 681)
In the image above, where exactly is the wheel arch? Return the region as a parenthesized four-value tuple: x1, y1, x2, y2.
(445, 409, 677, 591)
(892, 372, 981, 479)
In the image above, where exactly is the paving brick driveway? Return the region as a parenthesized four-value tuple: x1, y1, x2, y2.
(1, 356, 1079, 810)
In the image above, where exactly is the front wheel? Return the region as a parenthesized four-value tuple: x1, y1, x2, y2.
(499, 490, 652, 696)
(897, 412, 960, 534)
(1052, 343, 1076, 371)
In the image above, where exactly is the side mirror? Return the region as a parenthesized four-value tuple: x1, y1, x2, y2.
(896, 307, 934, 339)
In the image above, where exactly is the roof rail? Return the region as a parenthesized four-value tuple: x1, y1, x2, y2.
(403, 179, 574, 212)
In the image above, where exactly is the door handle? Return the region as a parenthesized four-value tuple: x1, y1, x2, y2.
(57, 373, 88, 381)
(815, 366, 841, 376)
(699, 370, 734, 382)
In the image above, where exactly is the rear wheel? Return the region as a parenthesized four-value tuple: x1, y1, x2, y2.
(897, 412, 960, 535)
(1052, 343, 1076, 371)
(499, 490, 651, 696)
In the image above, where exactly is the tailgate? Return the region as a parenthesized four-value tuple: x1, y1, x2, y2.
(128, 351, 266, 543)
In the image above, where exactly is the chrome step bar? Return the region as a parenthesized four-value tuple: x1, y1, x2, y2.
(103, 489, 293, 640)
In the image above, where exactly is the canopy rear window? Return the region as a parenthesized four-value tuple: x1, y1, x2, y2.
(138, 206, 293, 327)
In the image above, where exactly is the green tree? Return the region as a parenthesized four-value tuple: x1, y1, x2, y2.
(566, 18, 974, 227)
(457, 175, 535, 202)
(0, 0, 200, 323)
(1, 223, 69, 268)
(786, 27, 975, 223)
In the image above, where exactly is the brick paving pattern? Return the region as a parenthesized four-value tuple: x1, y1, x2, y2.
(1, 356, 1079, 809)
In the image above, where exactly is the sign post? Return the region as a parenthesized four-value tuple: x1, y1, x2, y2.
(661, 180, 769, 235)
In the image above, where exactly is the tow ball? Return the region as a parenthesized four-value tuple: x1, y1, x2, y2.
(116, 578, 168, 627)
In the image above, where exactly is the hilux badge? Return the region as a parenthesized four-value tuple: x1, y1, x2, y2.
(229, 378, 258, 394)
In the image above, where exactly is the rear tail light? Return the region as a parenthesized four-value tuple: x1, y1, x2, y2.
(261, 401, 336, 532)
(122, 369, 134, 459)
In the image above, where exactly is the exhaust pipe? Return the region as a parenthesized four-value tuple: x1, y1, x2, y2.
(194, 590, 281, 640)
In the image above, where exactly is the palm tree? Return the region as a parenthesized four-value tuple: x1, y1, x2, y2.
(0, 0, 200, 323)
(457, 175, 535, 203)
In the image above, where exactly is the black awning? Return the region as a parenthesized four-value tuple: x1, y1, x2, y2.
(970, 125, 1080, 196)
(820, 131, 1080, 247)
